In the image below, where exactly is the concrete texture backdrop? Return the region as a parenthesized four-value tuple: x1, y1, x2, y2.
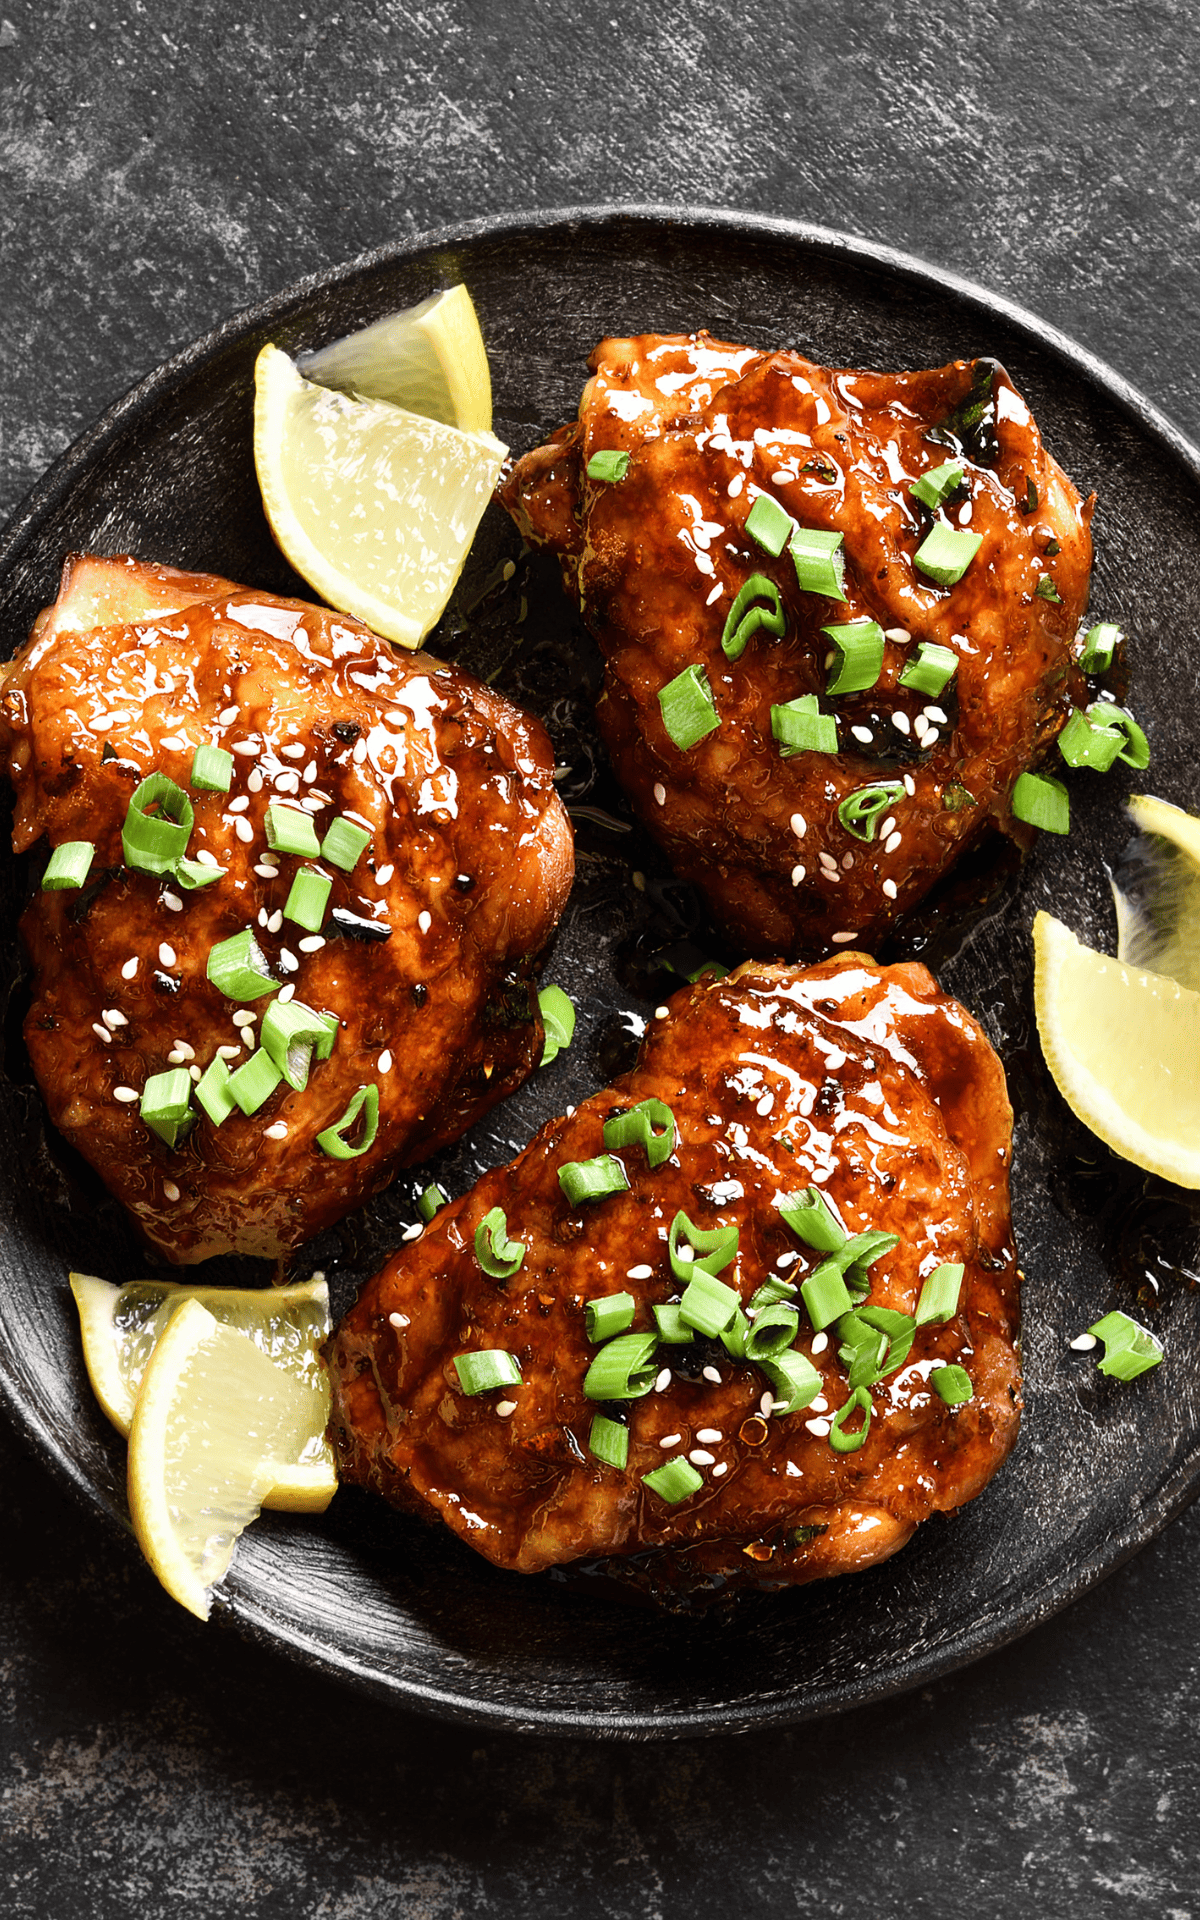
(3, 1, 1200, 1913)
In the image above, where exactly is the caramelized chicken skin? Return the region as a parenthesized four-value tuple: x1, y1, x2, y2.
(0, 555, 574, 1263)
(501, 333, 1093, 957)
(327, 956, 1020, 1603)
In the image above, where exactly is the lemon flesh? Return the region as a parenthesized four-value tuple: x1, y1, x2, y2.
(1112, 793, 1200, 994)
(299, 283, 493, 433)
(128, 1300, 325, 1620)
(254, 343, 506, 649)
(1033, 909, 1200, 1188)
(70, 1271, 336, 1512)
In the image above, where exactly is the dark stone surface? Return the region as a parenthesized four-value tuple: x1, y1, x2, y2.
(3, 1, 1200, 1911)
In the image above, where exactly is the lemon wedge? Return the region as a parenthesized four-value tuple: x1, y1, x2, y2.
(1111, 793, 1200, 994)
(254, 341, 506, 648)
(298, 283, 493, 432)
(70, 1271, 336, 1512)
(1033, 909, 1200, 1188)
(128, 1298, 324, 1620)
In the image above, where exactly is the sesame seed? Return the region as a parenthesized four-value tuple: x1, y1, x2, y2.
(388, 1311, 410, 1329)
(162, 891, 183, 912)
(890, 711, 911, 735)
(495, 1400, 518, 1418)
(831, 930, 857, 944)
(696, 1428, 722, 1443)
(842, 852, 854, 869)
(712, 1462, 729, 1478)
(378, 1050, 393, 1073)
(627, 1264, 653, 1279)
(281, 743, 306, 760)
(923, 705, 948, 724)
(160, 733, 187, 752)
(655, 1005, 670, 1019)
(278, 950, 299, 972)
(790, 812, 807, 837)
(702, 1365, 722, 1384)
(759, 1391, 774, 1417)
(805, 1417, 831, 1436)
(401, 1222, 424, 1242)
(167, 1048, 186, 1065)
(654, 1367, 672, 1392)
(885, 831, 903, 854)
(113, 1086, 138, 1103)
(158, 943, 176, 968)
(791, 864, 806, 886)
(689, 1449, 716, 1467)
(958, 503, 972, 526)
(274, 770, 300, 794)
(756, 1092, 774, 1115)
(218, 705, 240, 724)
(659, 1432, 682, 1449)
(884, 626, 910, 642)
(89, 716, 113, 732)
(353, 737, 368, 763)
(163, 1181, 181, 1202)
(102, 1009, 126, 1029)
(298, 935, 325, 953)
(880, 817, 895, 838)
(303, 761, 318, 782)
(121, 957, 138, 980)
(810, 1396, 829, 1413)
(228, 796, 250, 813)
(903, 774, 916, 796)
(851, 725, 873, 745)
(194, 849, 220, 868)
(234, 818, 254, 843)
(776, 1251, 798, 1269)
(1070, 1332, 1099, 1351)
(257, 908, 268, 928)
(188, 1065, 202, 1083)
(824, 1048, 846, 1070)
(92, 1023, 112, 1044)
(278, 983, 295, 1003)
(216, 1044, 241, 1059)
(375, 864, 394, 885)
(247, 768, 264, 793)
(267, 910, 283, 933)
(653, 782, 666, 806)
(811, 1332, 829, 1355)
(882, 879, 898, 899)
(253, 862, 278, 880)
(263, 1122, 288, 1140)
(818, 851, 838, 873)
(418, 911, 432, 933)
(231, 1009, 256, 1027)
(230, 739, 259, 756)
(924, 728, 939, 746)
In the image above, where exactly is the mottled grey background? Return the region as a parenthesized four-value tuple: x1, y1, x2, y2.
(3, 1, 1200, 1913)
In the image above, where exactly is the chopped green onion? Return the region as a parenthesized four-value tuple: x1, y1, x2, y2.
(915, 1262, 965, 1327)
(913, 520, 982, 587)
(1034, 574, 1062, 603)
(1057, 707, 1124, 772)
(651, 1303, 695, 1344)
(659, 665, 720, 750)
(316, 1083, 379, 1159)
(828, 1386, 873, 1452)
(261, 997, 336, 1091)
(771, 694, 838, 756)
(720, 1306, 749, 1359)
(801, 1260, 855, 1333)
(312, 1012, 338, 1062)
(206, 928, 278, 1001)
(603, 1098, 676, 1169)
(759, 1348, 822, 1414)
(585, 1292, 636, 1343)
(538, 984, 575, 1065)
(283, 865, 332, 932)
(838, 780, 906, 843)
(1080, 622, 1121, 672)
(745, 492, 794, 557)
(474, 1206, 526, 1279)
(583, 1330, 659, 1401)
(748, 1276, 798, 1312)
(836, 1313, 889, 1391)
(122, 773, 194, 875)
(679, 1268, 742, 1339)
(721, 574, 786, 661)
(190, 744, 233, 792)
(140, 1067, 194, 1149)
(175, 856, 226, 889)
(1011, 769, 1069, 834)
(853, 1304, 916, 1380)
(898, 642, 958, 699)
(454, 1350, 522, 1395)
(1087, 1310, 1164, 1381)
(779, 1186, 846, 1252)
(586, 449, 630, 483)
(930, 1364, 974, 1405)
(1091, 703, 1149, 770)
(265, 802, 321, 858)
(668, 1209, 738, 1285)
(194, 1056, 237, 1127)
(320, 815, 372, 872)
(790, 526, 846, 600)
(417, 1181, 449, 1223)
(227, 1047, 284, 1116)
(743, 1302, 800, 1361)
(823, 620, 884, 695)
(588, 1412, 629, 1468)
(642, 1457, 704, 1503)
(838, 1229, 900, 1276)
(909, 460, 965, 511)
(559, 1154, 630, 1206)
(42, 841, 95, 890)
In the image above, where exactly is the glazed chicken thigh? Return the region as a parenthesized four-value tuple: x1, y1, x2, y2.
(501, 333, 1093, 957)
(0, 555, 573, 1262)
(328, 955, 1020, 1603)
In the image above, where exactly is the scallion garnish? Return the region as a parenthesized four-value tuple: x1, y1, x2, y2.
(822, 620, 885, 695)
(1090, 703, 1149, 770)
(582, 1330, 659, 1401)
(1011, 769, 1070, 834)
(668, 1209, 738, 1286)
(190, 744, 233, 792)
(748, 1276, 798, 1311)
(651, 1303, 695, 1344)
(930, 1364, 974, 1405)
(140, 1068, 194, 1148)
(588, 1412, 630, 1469)
(771, 694, 838, 756)
(720, 1305, 749, 1360)
(265, 802, 321, 859)
(909, 460, 965, 511)
(42, 841, 95, 890)
(913, 521, 982, 587)
(836, 1313, 889, 1391)
(801, 1259, 855, 1333)
(538, 984, 575, 1066)
(175, 856, 226, 890)
(585, 1292, 636, 1343)
(586, 449, 630, 483)
(227, 1047, 284, 1116)
(721, 574, 785, 661)
(559, 1154, 630, 1206)
(320, 815, 372, 872)
(642, 1457, 704, 1503)
(206, 928, 279, 1001)
(854, 1304, 916, 1379)
(474, 1206, 526, 1279)
(779, 1186, 846, 1252)
(1057, 706, 1124, 772)
(742, 1301, 801, 1361)
(454, 1350, 522, 1395)
(1034, 575, 1062, 603)
(283, 865, 333, 932)
(261, 997, 336, 1091)
(898, 642, 958, 699)
(828, 1385, 873, 1452)
(1079, 622, 1121, 672)
(417, 1181, 449, 1223)
(837, 780, 907, 843)
(194, 1056, 237, 1127)
(316, 1083, 379, 1159)
(659, 665, 720, 750)
(122, 773, 194, 875)
(602, 1097, 676, 1169)
(679, 1268, 742, 1339)
(915, 1262, 964, 1326)
(790, 527, 846, 600)
(1087, 1310, 1163, 1381)
(745, 492, 794, 557)
(759, 1348, 822, 1414)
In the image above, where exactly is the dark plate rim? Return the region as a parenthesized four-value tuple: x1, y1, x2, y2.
(3, 202, 1200, 1739)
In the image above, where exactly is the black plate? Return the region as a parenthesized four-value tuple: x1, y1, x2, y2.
(3, 206, 1200, 1739)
